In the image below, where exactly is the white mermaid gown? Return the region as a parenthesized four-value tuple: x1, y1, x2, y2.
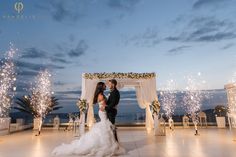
(52, 102, 124, 156)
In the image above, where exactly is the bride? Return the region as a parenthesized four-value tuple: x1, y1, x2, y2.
(52, 82, 125, 156)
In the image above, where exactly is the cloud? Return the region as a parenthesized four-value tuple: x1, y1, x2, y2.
(22, 47, 71, 64)
(50, 56, 71, 64)
(107, 0, 141, 11)
(166, 16, 236, 42)
(69, 34, 76, 42)
(51, 1, 79, 22)
(17, 70, 39, 77)
(35, 0, 84, 23)
(68, 40, 88, 57)
(194, 32, 236, 42)
(54, 81, 66, 86)
(16, 60, 65, 72)
(166, 46, 191, 56)
(193, 0, 228, 9)
(165, 36, 181, 42)
(97, 1, 139, 29)
(124, 27, 159, 47)
(21, 47, 48, 59)
(221, 43, 235, 50)
(97, 13, 126, 30)
(15, 60, 65, 93)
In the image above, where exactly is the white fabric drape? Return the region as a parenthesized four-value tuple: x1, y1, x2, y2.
(135, 78, 157, 130)
(80, 74, 158, 131)
(80, 74, 99, 127)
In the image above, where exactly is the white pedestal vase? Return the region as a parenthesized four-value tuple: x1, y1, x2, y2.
(216, 117, 226, 128)
(153, 114, 159, 135)
(33, 118, 40, 130)
(33, 117, 43, 130)
(0, 118, 11, 135)
(53, 116, 60, 130)
(155, 115, 166, 136)
(182, 115, 190, 128)
(79, 112, 85, 136)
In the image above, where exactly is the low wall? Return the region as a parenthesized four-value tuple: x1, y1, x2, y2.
(0, 118, 11, 135)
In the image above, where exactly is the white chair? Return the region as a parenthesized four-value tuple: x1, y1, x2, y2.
(199, 111, 207, 128)
(182, 115, 190, 128)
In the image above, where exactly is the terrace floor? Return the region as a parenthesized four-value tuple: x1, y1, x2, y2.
(0, 127, 236, 157)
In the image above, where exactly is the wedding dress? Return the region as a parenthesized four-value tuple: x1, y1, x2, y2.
(52, 102, 124, 157)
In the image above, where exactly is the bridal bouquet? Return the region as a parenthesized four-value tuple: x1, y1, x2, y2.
(151, 100, 161, 115)
(76, 99, 88, 113)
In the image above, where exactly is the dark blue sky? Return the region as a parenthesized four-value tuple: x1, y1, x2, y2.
(0, 0, 236, 99)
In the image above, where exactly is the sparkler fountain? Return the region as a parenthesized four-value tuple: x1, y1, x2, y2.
(160, 79, 177, 131)
(0, 45, 17, 135)
(183, 73, 207, 135)
(31, 70, 52, 136)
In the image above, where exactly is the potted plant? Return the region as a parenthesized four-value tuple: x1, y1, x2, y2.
(214, 105, 227, 128)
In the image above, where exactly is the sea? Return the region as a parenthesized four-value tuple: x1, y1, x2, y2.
(10, 89, 228, 124)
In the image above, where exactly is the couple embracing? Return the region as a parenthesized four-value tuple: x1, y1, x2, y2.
(52, 79, 125, 156)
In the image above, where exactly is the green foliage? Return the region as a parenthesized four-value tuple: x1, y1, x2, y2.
(13, 95, 62, 118)
(150, 100, 161, 115)
(76, 99, 88, 113)
(214, 105, 228, 117)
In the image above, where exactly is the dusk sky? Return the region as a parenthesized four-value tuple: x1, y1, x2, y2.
(0, 0, 236, 101)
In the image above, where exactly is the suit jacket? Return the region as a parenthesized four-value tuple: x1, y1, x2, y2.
(105, 88, 120, 112)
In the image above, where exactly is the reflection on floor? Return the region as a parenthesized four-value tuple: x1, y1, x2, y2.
(0, 127, 235, 157)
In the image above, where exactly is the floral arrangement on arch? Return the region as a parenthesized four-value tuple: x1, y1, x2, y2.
(76, 99, 88, 114)
(150, 100, 161, 115)
(84, 72, 156, 80)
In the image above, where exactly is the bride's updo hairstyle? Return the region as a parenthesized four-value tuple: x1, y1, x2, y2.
(93, 82, 105, 104)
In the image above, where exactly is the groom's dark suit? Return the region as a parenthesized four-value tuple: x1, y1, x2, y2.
(105, 88, 120, 142)
(105, 88, 120, 124)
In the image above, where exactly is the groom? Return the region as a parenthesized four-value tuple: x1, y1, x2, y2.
(105, 79, 120, 142)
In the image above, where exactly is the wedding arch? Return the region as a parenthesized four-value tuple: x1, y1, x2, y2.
(80, 72, 158, 131)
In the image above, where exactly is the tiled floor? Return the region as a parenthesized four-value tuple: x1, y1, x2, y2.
(0, 127, 235, 157)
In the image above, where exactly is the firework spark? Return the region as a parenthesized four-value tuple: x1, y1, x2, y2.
(182, 73, 208, 124)
(160, 79, 177, 118)
(31, 70, 52, 118)
(0, 45, 17, 117)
